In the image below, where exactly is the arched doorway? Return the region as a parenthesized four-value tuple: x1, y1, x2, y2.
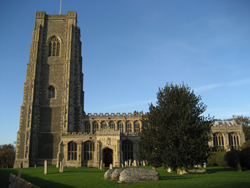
(103, 148, 113, 167)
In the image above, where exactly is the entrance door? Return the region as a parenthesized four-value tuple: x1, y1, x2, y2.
(103, 148, 113, 167)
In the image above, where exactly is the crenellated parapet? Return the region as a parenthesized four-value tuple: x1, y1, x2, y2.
(84, 112, 144, 119)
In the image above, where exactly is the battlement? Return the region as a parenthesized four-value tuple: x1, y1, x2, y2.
(84, 112, 144, 119)
(35, 11, 76, 20)
(213, 120, 238, 128)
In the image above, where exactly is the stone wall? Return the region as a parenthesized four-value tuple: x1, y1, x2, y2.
(9, 173, 40, 188)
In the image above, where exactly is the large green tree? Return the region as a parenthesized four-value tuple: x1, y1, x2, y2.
(0, 144, 15, 168)
(139, 83, 213, 171)
(234, 116, 250, 141)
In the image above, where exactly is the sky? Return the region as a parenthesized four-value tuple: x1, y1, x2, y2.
(0, 0, 249, 145)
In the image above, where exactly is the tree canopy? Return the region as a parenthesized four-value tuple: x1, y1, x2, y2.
(139, 83, 213, 171)
(0, 144, 15, 168)
(234, 116, 250, 141)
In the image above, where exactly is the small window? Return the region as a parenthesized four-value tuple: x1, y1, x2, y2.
(48, 86, 55, 98)
(49, 36, 60, 56)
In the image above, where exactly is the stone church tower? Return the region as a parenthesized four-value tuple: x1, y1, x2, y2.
(14, 11, 84, 168)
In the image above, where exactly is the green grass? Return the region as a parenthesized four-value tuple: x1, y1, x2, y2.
(1, 165, 250, 188)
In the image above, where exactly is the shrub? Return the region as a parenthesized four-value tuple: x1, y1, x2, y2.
(241, 147, 250, 169)
(216, 152, 228, 167)
(225, 150, 242, 168)
(207, 152, 218, 166)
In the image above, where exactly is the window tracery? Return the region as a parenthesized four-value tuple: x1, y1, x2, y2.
(126, 122, 132, 133)
(49, 36, 60, 56)
(85, 122, 90, 133)
(93, 121, 99, 134)
(228, 132, 239, 149)
(84, 141, 94, 160)
(122, 140, 133, 161)
(118, 121, 123, 133)
(213, 132, 224, 146)
(68, 141, 77, 160)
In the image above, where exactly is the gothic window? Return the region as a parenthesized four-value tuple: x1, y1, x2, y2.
(93, 121, 99, 134)
(126, 122, 132, 133)
(134, 121, 140, 133)
(48, 86, 55, 98)
(84, 141, 94, 160)
(101, 121, 107, 129)
(109, 121, 115, 130)
(213, 132, 224, 146)
(85, 122, 90, 133)
(118, 121, 123, 133)
(122, 140, 133, 161)
(49, 36, 60, 56)
(68, 141, 77, 160)
(228, 132, 239, 149)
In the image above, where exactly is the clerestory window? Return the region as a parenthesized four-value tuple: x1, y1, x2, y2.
(49, 36, 60, 56)
(126, 122, 132, 133)
(134, 121, 140, 133)
(85, 122, 90, 133)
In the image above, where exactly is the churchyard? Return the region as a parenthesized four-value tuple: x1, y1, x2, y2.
(1, 165, 250, 188)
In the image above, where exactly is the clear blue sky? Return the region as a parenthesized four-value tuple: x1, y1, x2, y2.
(0, 0, 249, 145)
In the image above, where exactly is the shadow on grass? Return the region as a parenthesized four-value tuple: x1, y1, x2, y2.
(21, 174, 75, 188)
(160, 175, 190, 180)
(206, 167, 237, 174)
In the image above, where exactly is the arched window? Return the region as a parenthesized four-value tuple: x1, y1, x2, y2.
(84, 141, 94, 160)
(93, 121, 99, 134)
(118, 121, 123, 133)
(68, 141, 77, 160)
(134, 121, 140, 133)
(126, 122, 132, 133)
(48, 86, 55, 98)
(85, 122, 90, 133)
(213, 133, 224, 146)
(109, 121, 115, 130)
(49, 36, 60, 56)
(101, 121, 107, 129)
(122, 140, 133, 161)
(228, 132, 239, 149)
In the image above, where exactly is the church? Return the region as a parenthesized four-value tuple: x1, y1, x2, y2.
(14, 11, 245, 168)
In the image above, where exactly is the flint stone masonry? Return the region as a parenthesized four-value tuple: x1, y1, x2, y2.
(104, 169, 115, 179)
(111, 169, 124, 181)
(9, 173, 40, 188)
(119, 168, 160, 183)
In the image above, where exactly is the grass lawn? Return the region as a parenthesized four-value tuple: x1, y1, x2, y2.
(1, 165, 250, 188)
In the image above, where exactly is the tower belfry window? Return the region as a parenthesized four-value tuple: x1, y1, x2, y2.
(49, 36, 60, 56)
(48, 86, 55, 98)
